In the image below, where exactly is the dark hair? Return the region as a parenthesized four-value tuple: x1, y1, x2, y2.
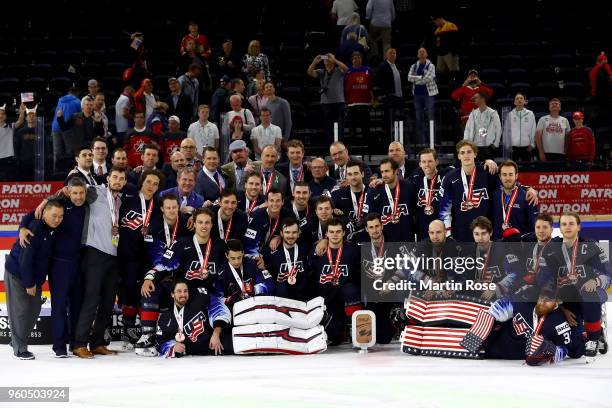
(44, 198, 64, 212)
(225, 239, 244, 253)
(419, 148, 438, 161)
(134, 110, 145, 117)
(188, 63, 201, 72)
(287, 139, 305, 152)
(294, 181, 309, 189)
(535, 213, 554, 228)
(138, 169, 165, 191)
(108, 166, 127, 176)
(315, 195, 333, 209)
(220, 188, 238, 200)
(230, 78, 243, 88)
(74, 145, 92, 157)
(499, 160, 519, 174)
(364, 212, 382, 225)
(260, 107, 271, 115)
(67, 177, 87, 189)
(68, 87, 80, 95)
(203, 146, 218, 156)
(346, 160, 363, 173)
(112, 147, 126, 157)
(161, 193, 179, 207)
(266, 187, 283, 200)
(171, 279, 188, 292)
(193, 207, 214, 223)
(560, 212, 581, 225)
(142, 143, 160, 155)
(476, 91, 489, 101)
(178, 167, 197, 179)
(380, 158, 398, 171)
(245, 171, 262, 183)
(470, 216, 493, 233)
(281, 217, 299, 231)
(91, 137, 108, 149)
(456, 140, 478, 155)
(326, 218, 344, 232)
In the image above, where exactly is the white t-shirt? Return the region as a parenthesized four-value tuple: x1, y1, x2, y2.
(0, 124, 15, 159)
(187, 120, 219, 155)
(250, 124, 282, 159)
(536, 115, 570, 154)
(115, 94, 131, 133)
(332, 0, 358, 25)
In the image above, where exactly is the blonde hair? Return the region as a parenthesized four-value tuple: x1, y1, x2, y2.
(248, 40, 261, 56)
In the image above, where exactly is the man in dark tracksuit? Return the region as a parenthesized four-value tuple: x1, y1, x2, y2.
(19, 178, 90, 357)
(5, 200, 64, 359)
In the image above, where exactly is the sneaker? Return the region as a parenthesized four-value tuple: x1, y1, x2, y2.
(14, 351, 35, 360)
(54, 349, 68, 358)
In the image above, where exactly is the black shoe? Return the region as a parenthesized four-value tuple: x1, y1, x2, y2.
(15, 351, 35, 360)
(54, 349, 68, 358)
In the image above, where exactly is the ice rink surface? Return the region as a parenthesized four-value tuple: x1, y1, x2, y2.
(1, 316, 611, 408)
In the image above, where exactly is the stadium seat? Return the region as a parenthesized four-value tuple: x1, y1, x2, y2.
(0, 78, 20, 94)
(104, 62, 127, 77)
(486, 82, 508, 99)
(481, 69, 506, 84)
(506, 68, 529, 84)
(36, 50, 59, 65)
(23, 77, 47, 94)
(29, 64, 53, 80)
(4, 64, 28, 81)
(500, 55, 523, 70)
(526, 97, 549, 113)
(562, 82, 585, 99)
(152, 74, 171, 92)
(534, 81, 559, 98)
(49, 77, 72, 93)
(509, 82, 532, 96)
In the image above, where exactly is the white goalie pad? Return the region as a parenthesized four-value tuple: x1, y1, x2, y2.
(232, 324, 327, 355)
(232, 296, 325, 329)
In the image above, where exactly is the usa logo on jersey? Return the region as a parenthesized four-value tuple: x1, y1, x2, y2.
(184, 311, 206, 342)
(319, 264, 348, 285)
(512, 313, 533, 337)
(381, 204, 409, 224)
(460, 188, 489, 211)
(185, 261, 217, 280)
(121, 210, 143, 230)
(476, 265, 502, 283)
(416, 188, 441, 207)
(278, 261, 304, 283)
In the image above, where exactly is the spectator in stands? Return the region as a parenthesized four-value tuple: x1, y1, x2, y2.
(535, 98, 570, 162)
(251, 108, 282, 160)
(178, 64, 202, 119)
(246, 70, 266, 98)
(307, 53, 348, 143)
(188, 104, 220, 154)
(377, 47, 404, 140)
(82, 79, 103, 110)
(565, 111, 596, 166)
(365, 0, 395, 63)
(216, 38, 241, 81)
(228, 116, 248, 148)
(162, 151, 186, 189)
(224, 95, 256, 140)
(221, 139, 258, 191)
(114, 86, 135, 148)
(124, 111, 156, 168)
(52, 87, 81, 173)
(431, 15, 460, 84)
(145, 101, 169, 139)
(179, 21, 212, 61)
(111, 148, 129, 172)
(463, 91, 501, 161)
(225, 78, 250, 111)
(92, 93, 109, 137)
(407, 47, 438, 145)
(180, 137, 202, 171)
(589, 52, 612, 130)
(57, 97, 104, 154)
(263, 82, 292, 142)
(166, 77, 193, 131)
(243, 40, 270, 82)
(91, 137, 110, 182)
(341, 13, 369, 49)
(160, 115, 186, 164)
(344, 51, 374, 140)
(337, 32, 368, 67)
(126, 32, 149, 88)
(248, 79, 268, 124)
(160, 167, 204, 215)
(451, 69, 493, 125)
(331, 0, 358, 39)
(134, 78, 157, 122)
(0, 104, 25, 181)
(127, 143, 160, 185)
(503, 92, 536, 163)
(177, 38, 204, 77)
(210, 75, 232, 125)
(14, 106, 38, 181)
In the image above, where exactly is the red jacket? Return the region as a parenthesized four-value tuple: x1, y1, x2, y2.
(589, 63, 612, 97)
(344, 66, 373, 105)
(451, 84, 493, 122)
(124, 129, 156, 168)
(565, 127, 595, 162)
(180, 33, 211, 60)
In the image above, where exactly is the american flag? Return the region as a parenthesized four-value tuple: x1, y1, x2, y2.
(469, 309, 495, 339)
(188, 320, 204, 342)
(407, 296, 489, 326)
(402, 325, 471, 352)
(121, 210, 143, 230)
(21, 92, 34, 102)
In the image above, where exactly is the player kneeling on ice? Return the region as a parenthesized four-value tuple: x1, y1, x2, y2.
(156, 280, 233, 357)
(215, 239, 276, 307)
(460, 295, 587, 365)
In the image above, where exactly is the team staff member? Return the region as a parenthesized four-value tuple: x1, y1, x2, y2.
(5, 200, 64, 360)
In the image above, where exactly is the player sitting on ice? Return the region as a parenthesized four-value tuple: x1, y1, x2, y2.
(156, 279, 233, 357)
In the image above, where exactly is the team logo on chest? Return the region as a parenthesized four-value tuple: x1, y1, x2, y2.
(460, 188, 489, 211)
(319, 264, 348, 284)
(279, 261, 304, 283)
(121, 210, 143, 230)
(381, 204, 409, 224)
(185, 261, 217, 280)
(184, 311, 206, 341)
(476, 265, 502, 282)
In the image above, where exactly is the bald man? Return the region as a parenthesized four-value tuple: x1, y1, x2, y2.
(162, 151, 187, 189)
(328, 142, 373, 186)
(256, 145, 287, 197)
(388, 141, 407, 179)
(308, 157, 337, 201)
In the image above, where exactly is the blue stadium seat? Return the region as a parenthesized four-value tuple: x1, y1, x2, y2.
(23, 77, 47, 94)
(29, 64, 53, 80)
(507, 68, 529, 84)
(509, 82, 532, 96)
(49, 77, 72, 93)
(0, 78, 20, 93)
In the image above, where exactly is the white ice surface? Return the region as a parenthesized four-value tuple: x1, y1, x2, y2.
(1, 317, 610, 408)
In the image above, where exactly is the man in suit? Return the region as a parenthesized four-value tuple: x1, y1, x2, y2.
(65, 145, 99, 186)
(161, 151, 186, 189)
(256, 145, 288, 197)
(91, 137, 112, 184)
(377, 47, 404, 140)
(166, 77, 194, 131)
(328, 141, 373, 187)
(221, 140, 259, 192)
(275, 139, 313, 197)
(195, 146, 233, 204)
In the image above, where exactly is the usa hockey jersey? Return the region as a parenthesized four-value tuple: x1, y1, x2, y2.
(331, 185, 369, 231)
(214, 257, 275, 307)
(243, 207, 295, 256)
(262, 243, 311, 300)
(492, 187, 538, 240)
(145, 213, 192, 265)
(363, 180, 417, 242)
(308, 242, 361, 287)
(409, 168, 451, 241)
(210, 205, 249, 242)
(118, 192, 160, 260)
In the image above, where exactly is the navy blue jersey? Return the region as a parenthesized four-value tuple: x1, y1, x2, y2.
(156, 290, 231, 357)
(308, 242, 361, 287)
(409, 237, 464, 283)
(146, 213, 192, 265)
(462, 243, 522, 297)
(282, 200, 312, 229)
(363, 180, 417, 242)
(409, 168, 451, 241)
(299, 215, 354, 250)
(210, 206, 249, 242)
(308, 176, 336, 203)
(331, 186, 369, 231)
(236, 190, 265, 222)
(243, 207, 295, 256)
(492, 187, 538, 240)
(262, 243, 311, 300)
(214, 257, 275, 307)
(118, 192, 159, 259)
(146, 235, 226, 290)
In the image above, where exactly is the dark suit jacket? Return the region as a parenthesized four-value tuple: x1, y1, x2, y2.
(162, 163, 178, 189)
(195, 167, 233, 202)
(275, 162, 313, 196)
(166, 92, 194, 131)
(327, 157, 373, 182)
(377, 60, 402, 97)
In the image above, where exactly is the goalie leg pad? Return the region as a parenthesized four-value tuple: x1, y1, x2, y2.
(232, 296, 325, 329)
(232, 324, 327, 354)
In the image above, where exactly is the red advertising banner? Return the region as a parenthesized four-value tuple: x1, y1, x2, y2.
(518, 171, 612, 215)
(0, 181, 65, 225)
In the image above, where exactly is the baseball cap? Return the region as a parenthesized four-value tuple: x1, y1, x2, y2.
(229, 140, 247, 151)
(468, 69, 478, 76)
(572, 111, 584, 120)
(168, 115, 180, 123)
(220, 75, 231, 83)
(222, 38, 232, 44)
(168, 77, 179, 84)
(88, 79, 99, 87)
